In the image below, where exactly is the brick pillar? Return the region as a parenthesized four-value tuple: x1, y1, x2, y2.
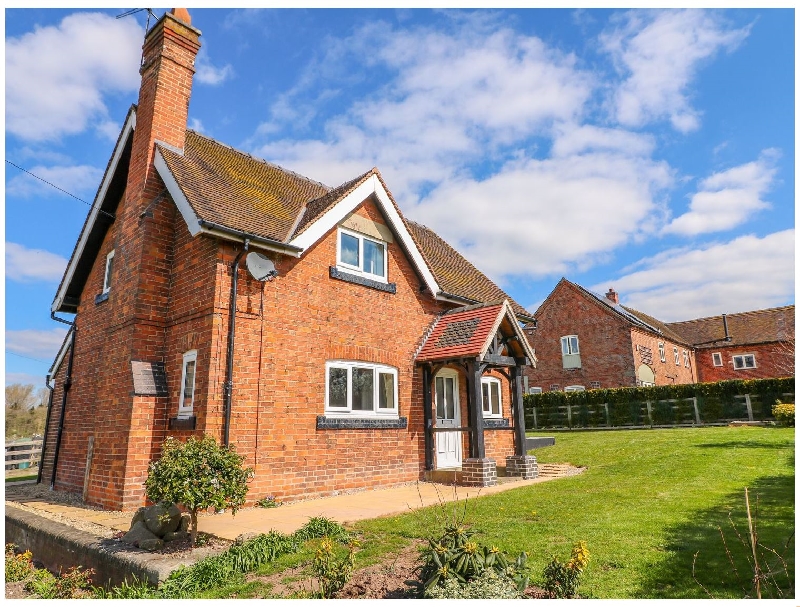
(505, 455, 539, 479)
(461, 458, 497, 487)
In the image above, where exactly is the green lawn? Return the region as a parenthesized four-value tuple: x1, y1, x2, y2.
(197, 426, 794, 599)
(352, 426, 794, 599)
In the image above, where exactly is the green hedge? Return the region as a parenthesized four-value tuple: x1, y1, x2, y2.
(524, 377, 794, 429)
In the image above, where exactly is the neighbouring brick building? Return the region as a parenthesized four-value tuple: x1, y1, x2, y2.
(39, 9, 538, 511)
(523, 278, 697, 392)
(523, 278, 794, 393)
(668, 306, 795, 383)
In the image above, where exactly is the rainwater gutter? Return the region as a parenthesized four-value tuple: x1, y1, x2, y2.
(36, 376, 56, 486)
(223, 239, 249, 447)
(49, 312, 76, 490)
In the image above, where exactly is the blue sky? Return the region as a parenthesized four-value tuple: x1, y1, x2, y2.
(4, 8, 795, 386)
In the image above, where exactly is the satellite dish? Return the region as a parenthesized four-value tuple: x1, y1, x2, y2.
(245, 252, 278, 281)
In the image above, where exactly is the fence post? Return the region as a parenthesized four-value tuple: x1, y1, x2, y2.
(566, 404, 572, 428)
(744, 394, 754, 422)
(645, 401, 653, 426)
(603, 403, 610, 427)
(532, 406, 538, 430)
(692, 397, 701, 425)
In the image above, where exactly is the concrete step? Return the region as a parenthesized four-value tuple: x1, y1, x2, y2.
(536, 463, 573, 477)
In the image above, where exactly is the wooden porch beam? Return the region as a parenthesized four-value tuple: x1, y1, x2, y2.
(466, 359, 485, 459)
(511, 364, 527, 456)
(422, 365, 434, 470)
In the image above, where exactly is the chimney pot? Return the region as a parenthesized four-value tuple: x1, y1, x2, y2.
(170, 8, 191, 25)
(606, 288, 619, 304)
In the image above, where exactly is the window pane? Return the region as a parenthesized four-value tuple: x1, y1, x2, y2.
(378, 372, 395, 409)
(435, 377, 445, 419)
(482, 383, 490, 413)
(104, 255, 114, 290)
(363, 239, 385, 277)
(744, 355, 755, 368)
(340, 233, 359, 267)
(570, 337, 579, 354)
(490, 382, 500, 415)
(182, 360, 195, 408)
(328, 367, 348, 407)
(352, 367, 374, 411)
(561, 337, 568, 355)
(445, 377, 455, 419)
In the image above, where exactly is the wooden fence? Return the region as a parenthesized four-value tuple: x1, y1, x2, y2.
(5, 438, 43, 471)
(527, 392, 794, 430)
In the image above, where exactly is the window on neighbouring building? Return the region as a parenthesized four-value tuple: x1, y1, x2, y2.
(560, 335, 581, 369)
(565, 385, 585, 392)
(481, 377, 502, 418)
(683, 350, 690, 368)
(337, 228, 387, 281)
(326, 361, 397, 415)
(528, 387, 543, 394)
(673, 346, 680, 365)
(178, 350, 197, 419)
(658, 342, 666, 363)
(712, 352, 723, 367)
(733, 354, 757, 370)
(549, 384, 560, 391)
(103, 249, 115, 293)
(590, 381, 601, 389)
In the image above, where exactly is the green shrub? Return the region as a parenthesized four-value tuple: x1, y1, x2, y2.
(543, 541, 590, 598)
(145, 435, 254, 545)
(312, 536, 358, 598)
(425, 569, 524, 599)
(5, 544, 34, 583)
(24, 565, 95, 599)
(772, 401, 795, 427)
(93, 575, 157, 599)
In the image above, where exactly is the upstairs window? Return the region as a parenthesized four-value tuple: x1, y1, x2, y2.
(528, 387, 543, 395)
(560, 335, 581, 369)
(178, 350, 197, 419)
(712, 352, 723, 367)
(673, 346, 680, 365)
(481, 377, 502, 418)
(103, 250, 115, 293)
(565, 385, 585, 392)
(682, 350, 690, 368)
(658, 342, 666, 363)
(337, 228, 387, 281)
(733, 354, 757, 370)
(326, 361, 397, 416)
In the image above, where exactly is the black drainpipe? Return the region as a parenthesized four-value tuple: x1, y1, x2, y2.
(36, 376, 56, 486)
(223, 239, 249, 447)
(49, 312, 76, 490)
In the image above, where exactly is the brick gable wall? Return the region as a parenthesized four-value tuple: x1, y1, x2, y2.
(629, 329, 696, 386)
(695, 342, 794, 382)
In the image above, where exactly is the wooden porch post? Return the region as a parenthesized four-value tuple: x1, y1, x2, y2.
(466, 359, 485, 459)
(422, 364, 434, 470)
(511, 364, 527, 456)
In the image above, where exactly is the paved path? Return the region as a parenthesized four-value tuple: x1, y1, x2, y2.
(8, 475, 562, 541)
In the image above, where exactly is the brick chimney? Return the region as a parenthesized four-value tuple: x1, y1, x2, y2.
(606, 288, 619, 304)
(125, 8, 201, 215)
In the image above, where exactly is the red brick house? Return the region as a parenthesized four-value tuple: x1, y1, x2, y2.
(522, 278, 697, 392)
(667, 306, 795, 382)
(38, 10, 537, 511)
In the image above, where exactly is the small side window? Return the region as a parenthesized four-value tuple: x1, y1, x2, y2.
(103, 250, 115, 294)
(658, 342, 666, 363)
(673, 347, 680, 365)
(712, 352, 723, 367)
(178, 350, 197, 419)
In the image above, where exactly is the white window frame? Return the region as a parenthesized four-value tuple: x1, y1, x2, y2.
(712, 352, 723, 367)
(481, 376, 503, 418)
(658, 342, 666, 363)
(682, 350, 690, 368)
(178, 350, 197, 419)
(561, 335, 580, 355)
(565, 385, 585, 392)
(325, 360, 398, 417)
(589, 381, 601, 389)
(336, 227, 388, 283)
(528, 387, 543, 395)
(673, 346, 680, 365)
(733, 354, 757, 370)
(103, 249, 115, 294)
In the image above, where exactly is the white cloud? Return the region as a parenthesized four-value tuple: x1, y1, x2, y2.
(412, 151, 673, 279)
(5, 372, 49, 387)
(592, 230, 795, 321)
(601, 9, 750, 132)
(6, 328, 69, 361)
(253, 18, 594, 201)
(664, 149, 779, 236)
(6, 243, 68, 283)
(195, 49, 234, 85)
(6, 164, 102, 199)
(6, 12, 142, 142)
(551, 123, 656, 157)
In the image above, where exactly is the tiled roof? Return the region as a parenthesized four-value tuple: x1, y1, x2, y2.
(157, 131, 330, 242)
(621, 306, 691, 346)
(406, 221, 532, 320)
(417, 302, 505, 362)
(667, 306, 795, 348)
(293, 169, 376, 237)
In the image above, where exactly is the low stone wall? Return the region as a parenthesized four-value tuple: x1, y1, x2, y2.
(5, 506, 196, 588)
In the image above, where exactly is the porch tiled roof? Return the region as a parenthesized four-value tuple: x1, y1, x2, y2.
(666, 305, 795, 348)
(417, 302, 506, 362)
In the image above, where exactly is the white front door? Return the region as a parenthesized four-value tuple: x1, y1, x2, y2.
(434, 370, 462, 468)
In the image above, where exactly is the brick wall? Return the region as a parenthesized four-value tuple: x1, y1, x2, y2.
(695, 342, 794, 382)
(629, 329, 696, 386)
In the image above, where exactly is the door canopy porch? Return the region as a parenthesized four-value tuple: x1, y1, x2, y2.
(415, 300, 537, 471)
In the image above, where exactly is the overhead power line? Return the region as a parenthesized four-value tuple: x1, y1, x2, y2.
(6, 351, 50, 364)
(6, 160, 115, 221)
